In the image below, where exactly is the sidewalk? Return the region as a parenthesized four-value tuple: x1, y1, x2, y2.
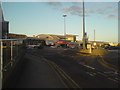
(13, 53, 67, 88)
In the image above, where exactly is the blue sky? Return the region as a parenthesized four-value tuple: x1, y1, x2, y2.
(2, 2, 118, 43)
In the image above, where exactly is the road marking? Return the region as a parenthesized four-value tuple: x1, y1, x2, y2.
(85, 72, 96, 77)
(79, 63, 95, 70)
(97, 72, 107, 77)
(82, 64, 95, 70)
(107, 78, 118, 83)
(42, 57, 81, 88)
(115, 77, 120, 81)
(98, 55, 119, 72)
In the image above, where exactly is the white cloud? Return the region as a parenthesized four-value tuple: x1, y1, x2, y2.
(107, 14, 118, 20)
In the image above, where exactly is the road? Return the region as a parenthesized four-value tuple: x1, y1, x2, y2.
(27, 48, 119, 88)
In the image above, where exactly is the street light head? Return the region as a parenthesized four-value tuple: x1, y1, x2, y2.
(63, 14, 67, 17)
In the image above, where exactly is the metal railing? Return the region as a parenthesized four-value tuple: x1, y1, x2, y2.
(0, 38, 26, 80)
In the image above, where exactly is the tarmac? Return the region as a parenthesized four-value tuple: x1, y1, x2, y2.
(5, 53, 68, 88)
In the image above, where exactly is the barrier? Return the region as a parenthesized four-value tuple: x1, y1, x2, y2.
(0, 39, 26, 87)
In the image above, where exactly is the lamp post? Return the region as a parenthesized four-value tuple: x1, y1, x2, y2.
(82, 0, 86, 49)
(63, 14, 67, 37)
(94, 29, 95, 42)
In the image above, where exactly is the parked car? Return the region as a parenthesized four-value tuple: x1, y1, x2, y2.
(46, 40, 55, 46)
(105, 46, 118, 50)
(67, 42, 79, 48)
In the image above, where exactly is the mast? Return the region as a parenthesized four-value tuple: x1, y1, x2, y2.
(82, 0, 86, 49)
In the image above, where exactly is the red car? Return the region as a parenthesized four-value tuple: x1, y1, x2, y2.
(55, 41, 68, 44)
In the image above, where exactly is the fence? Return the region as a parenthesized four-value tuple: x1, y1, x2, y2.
(0, 39, 26, 82)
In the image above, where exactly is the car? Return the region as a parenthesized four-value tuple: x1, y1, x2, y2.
(67, 42, 79, 48)
(105, 46, 118, 50)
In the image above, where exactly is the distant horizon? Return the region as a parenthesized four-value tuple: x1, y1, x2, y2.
(2, 2, 118, 43)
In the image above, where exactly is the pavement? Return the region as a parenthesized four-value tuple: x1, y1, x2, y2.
(8, 53, 68, 88)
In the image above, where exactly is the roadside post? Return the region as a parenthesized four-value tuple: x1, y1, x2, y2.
(90, 45, 92, 53)
(87, 44, 92, 53)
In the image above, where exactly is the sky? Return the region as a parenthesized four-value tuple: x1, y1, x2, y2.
(1, 1, 118, 43)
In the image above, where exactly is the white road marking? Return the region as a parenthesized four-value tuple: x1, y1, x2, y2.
(83, 64, 95, 70)
(86, 72, 96, 77)
(97, 72, 107, 77)
(108, 78, 118, 83)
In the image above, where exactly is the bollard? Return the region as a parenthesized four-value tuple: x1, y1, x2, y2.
(89, 44, 92, 53)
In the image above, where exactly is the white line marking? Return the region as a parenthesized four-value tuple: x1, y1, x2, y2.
(86, 72, 95, 77)
(108, 78, 118, 83)
(83, 64, 95, 70)
(97, 72, 107, 77)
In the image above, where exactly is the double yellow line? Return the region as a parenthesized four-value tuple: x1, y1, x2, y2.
(98, 55, 119, 72)
(42, 57, 81, 88)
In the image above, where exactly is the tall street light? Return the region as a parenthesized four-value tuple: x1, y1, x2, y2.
(82, 0, 86, 49)
(63, 14, 67, 37)
(94, 29, 95, 42)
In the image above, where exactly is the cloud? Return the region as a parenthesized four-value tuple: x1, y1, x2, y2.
(88, 10, 95, 13)
(47, 2, 61, 6)
(105, 5, 113, 8)
(91, 2, 102, 8)
(95, 8, 104, 14)
(61, 6, 83, 16)
(47, 2, 62, 9)
(62, 6, 82, 12)
(107, 14, 118, 20)
(47, 2, 117, 20)
(94, 4, 116, 15)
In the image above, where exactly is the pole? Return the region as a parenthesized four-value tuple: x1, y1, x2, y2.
(11, 40, 13, 66)
(82, 0, 86, 49)
(0, 41, 3, 79)
(64, 16, 66, 36)
(94, 29, 95, 41)
(63, 14, 67, 40)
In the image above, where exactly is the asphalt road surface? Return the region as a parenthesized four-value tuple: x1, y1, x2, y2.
(26, 48, 119, 88)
